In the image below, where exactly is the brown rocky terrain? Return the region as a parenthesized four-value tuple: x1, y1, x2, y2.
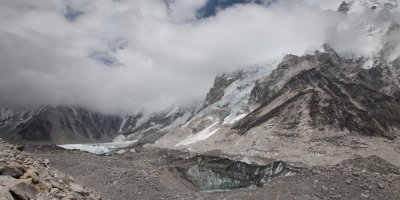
(0, 139, 101, 200)
(25, 145, 400, 200)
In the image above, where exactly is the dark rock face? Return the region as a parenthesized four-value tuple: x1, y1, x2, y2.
(235, 46, 400, 139)
(248, 54, 315, 107)
(18, 117, 52, 142)
(204, 72, 244, 107)
(337, 1, 351, 13)
(176, 156, 292, 191)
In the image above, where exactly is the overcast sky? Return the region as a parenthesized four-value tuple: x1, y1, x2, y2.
(0, 0, 396, 114)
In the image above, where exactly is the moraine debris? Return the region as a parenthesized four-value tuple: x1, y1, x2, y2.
(0, 139, 101, 200)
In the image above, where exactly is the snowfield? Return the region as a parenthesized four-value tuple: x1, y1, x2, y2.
(58, 140, 138, 155)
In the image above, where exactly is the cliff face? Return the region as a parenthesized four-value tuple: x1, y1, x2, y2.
(236, 47, 400, 139)
(151, 44, 400, 167)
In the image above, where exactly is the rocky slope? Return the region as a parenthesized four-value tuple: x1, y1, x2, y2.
(150, 64, 275, 147)
(150, 0, 400, 167)
(0, 139, 100, 199)
(29, 143, 400, 200)
(238, 44, 400, 139)
(152, 43, 400, 165)
(0, 105, 196, 145)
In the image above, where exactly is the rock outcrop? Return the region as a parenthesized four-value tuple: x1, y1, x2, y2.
(337, 1, 351, 13)
(204, 71, 244, 107)
(0, 139, 100, 199)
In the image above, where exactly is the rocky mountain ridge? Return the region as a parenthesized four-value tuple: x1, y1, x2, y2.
(236, 44, 400, 139)
(150, 43, 400, 168)
(0, 105, 196, 144)
(0, 61, 273, 145)
(0, 106, 123, 144)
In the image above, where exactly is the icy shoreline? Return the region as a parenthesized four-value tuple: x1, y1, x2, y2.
(58, 140, 138, 155)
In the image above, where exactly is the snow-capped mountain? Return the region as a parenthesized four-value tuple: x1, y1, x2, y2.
(1, 0, 400, 150)
(149, 1, 400, 165)
(152, 42, 400, 166)
(151, 0, 400, 149)
(150, 63, 275, 145)
(111, 63, 276, 145)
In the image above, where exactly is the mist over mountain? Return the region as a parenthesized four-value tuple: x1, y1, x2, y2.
(1, 1, 400, 200)
(1, 0, 399, 115)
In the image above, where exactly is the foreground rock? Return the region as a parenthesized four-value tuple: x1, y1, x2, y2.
(0, 139, 100, 200)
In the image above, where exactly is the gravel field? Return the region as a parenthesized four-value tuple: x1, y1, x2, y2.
(28, 146, 400, 200)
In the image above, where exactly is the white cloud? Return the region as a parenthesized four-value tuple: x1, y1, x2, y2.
(0, 0, 397, 114)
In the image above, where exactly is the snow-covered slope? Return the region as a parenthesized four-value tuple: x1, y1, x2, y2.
(347, 0, 399, 13)
(332, 0, 400, 69)
(119, 105, 197, 144)
(196, 63, 276, 125)
(152, 63, 276, 147)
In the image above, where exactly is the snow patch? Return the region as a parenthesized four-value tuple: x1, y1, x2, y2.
(112, 134, 127, 142)
(118, 116, 129, 132)
(175, 121, 220, 146)
(224, 113, 248, 125)
(161, 111, 192, 131)
(58, 140, 138, 155)
(240, 157, 252, 164)
(221, 63, 275, 125)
